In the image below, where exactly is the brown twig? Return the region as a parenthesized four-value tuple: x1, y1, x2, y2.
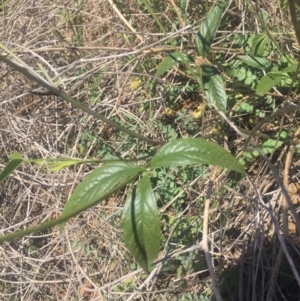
(202, 181, 222, 301)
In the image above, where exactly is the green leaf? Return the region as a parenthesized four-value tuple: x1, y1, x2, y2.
(251, 33, 269, 56)
(237, 55, 272, 70)
(262, 138, 284, 154)
(282, 63, 300, 73)
(202, 64, 227, 112)
(31, 157, 84, 171)
(255, 72, 282, 95)
(150, 138, 245, 173)
(0, 151, 23, 183)
(122, 175, 160, 272)
(60, 162, 144, 231)
(195, 0, 227, 57)
(156, 52, 194, 77)
(48, 159, 81, 171)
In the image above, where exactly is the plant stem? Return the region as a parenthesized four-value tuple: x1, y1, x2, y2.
(0, 173, 140, 243)
(0, 53, 162, 146)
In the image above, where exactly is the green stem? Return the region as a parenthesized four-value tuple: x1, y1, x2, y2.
(139, 0, 197, 79)
(140, 0, 167, 35)
(0, 172, 140, 243)
(256, 10, 294, 65)
(288, 0, 300, 46)
(0, 54, 162, 146)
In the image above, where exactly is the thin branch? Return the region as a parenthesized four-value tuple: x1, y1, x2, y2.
(0, 53, 162, 146)
(52, 25, 191, 78)
(202, 181, 223, 301)
(0, 173, 139, 243)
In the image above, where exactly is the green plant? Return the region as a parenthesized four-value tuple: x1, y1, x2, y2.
(0, 0, 245, 273)
(156, 0, 228, 112)
(0, 138, 243, 271)
(4, 1, 300, 300)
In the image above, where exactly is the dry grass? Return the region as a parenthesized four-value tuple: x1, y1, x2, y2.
(1, 0, 300, 300)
